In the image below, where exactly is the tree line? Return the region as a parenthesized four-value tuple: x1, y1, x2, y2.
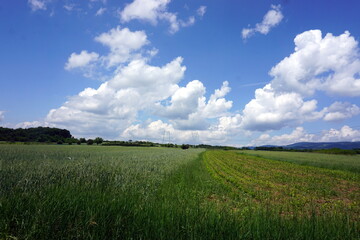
(0, 127, 103, 145)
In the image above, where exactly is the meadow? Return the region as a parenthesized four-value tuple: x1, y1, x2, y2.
(239, 150, 360, 173)
(0, 145, 359, 239)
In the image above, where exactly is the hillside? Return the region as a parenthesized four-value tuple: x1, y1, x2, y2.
(284, 141, 360, 150)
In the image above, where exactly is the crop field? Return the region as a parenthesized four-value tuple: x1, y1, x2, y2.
(239, 150, 360, 173)
(1, 145, 359, 239)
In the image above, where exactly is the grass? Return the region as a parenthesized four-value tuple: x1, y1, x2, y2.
(204, 150, 360, 238)
(1, 145, 359, 239)
(239, 150, 360, 173)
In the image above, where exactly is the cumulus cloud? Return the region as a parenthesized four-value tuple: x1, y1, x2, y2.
(47, 57, 186, 138)
(52, 22, 234, 141)
(119, 0, 200, 34)
(155, 80, 232, 130)
(65, 51, 99, 70)
(28, 0, 47, 11)
(241, 30, 360, 132)
(322, 102, 360, 122)
(95, 26, 149, 67)
(240, 84, 321, 131)
(156, 80, 206, 120)
(65, 26, 150, 79)
(122, 118, 241, 145)
(120, 0, 170, 24)
(49, 27, 360, 143)
(15, 121, 53, 129)
(320, 125, 360, 142)
(242, 5, 283, 39)
(251, 127, 316, 146)
(251, 125, 360, 146)
(270, 30, 360, 97)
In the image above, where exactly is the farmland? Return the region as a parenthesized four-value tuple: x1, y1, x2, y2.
(239, 150, 360, 173)
(1, 145, 359, 239)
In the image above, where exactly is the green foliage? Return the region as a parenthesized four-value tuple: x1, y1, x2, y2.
(103, 140, 157, 147)
(86, 139, 94, 145)
(196, 144, 239, 150)
(181, 144, 190, 149)
(94, 137, 103, 145)
(314, 148, 357, 155)
(0, 127, 72, 143)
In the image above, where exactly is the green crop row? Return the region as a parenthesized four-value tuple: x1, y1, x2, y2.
(204, 150, 360, 219)
(239, 150, 360, 173)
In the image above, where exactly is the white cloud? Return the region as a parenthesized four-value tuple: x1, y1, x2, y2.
(320, 125, 360, 142)
(64, 4, 75, 12)
(119, 0, 198, 34)
(95, 26, 149, 67)
(0, 111, 4, 122)
(240, 84, 321, 131)
(241, 30, 360, 132)
(203, 81, 232, 118)
(242, 5, 283, 39)
(155, 80, 232, 130)
(47, 57, 186, 138)
(65, 50, 99, 70)
(270, 30, 360, 97)
(120, 0, 170, 24)
(48, 27, 360, 144)
(156, 80, 205, 120)
(90, 0, 107, 3)
(251, 125, 360, 146)
(28, 0, 47, 11)
(251, 127, 316, 146)
(122, 118, 240, 145)
(197, 6, 207, 17)
(15, 121, 53, 129)
(95, 7, 106, 16)
(322, 102, 360, 122)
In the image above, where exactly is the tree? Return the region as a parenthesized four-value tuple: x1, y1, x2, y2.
(94, 137, 103, 145)
(79, 138, 86, 144)
(181, 144, 190, 150)
(87, 139, 94, 145)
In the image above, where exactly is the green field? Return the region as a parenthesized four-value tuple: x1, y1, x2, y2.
(239, 150, 360, 173)
(0, 145, 359, 239)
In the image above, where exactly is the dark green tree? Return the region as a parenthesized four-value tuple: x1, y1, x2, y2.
(94, 137, 103, 145)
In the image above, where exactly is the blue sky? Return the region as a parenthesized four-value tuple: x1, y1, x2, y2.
(1, 0, 360, 146)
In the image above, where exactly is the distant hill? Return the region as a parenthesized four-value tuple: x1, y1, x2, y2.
(284, 142, 360, 150)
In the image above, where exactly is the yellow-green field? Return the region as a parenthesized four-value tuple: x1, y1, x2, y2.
(0, 145, 359, 239)
(204, 150, 359, 219)
(239, 150, 360, 173)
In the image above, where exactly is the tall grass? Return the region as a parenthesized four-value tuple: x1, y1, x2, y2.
(1, 145, 359, 239)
